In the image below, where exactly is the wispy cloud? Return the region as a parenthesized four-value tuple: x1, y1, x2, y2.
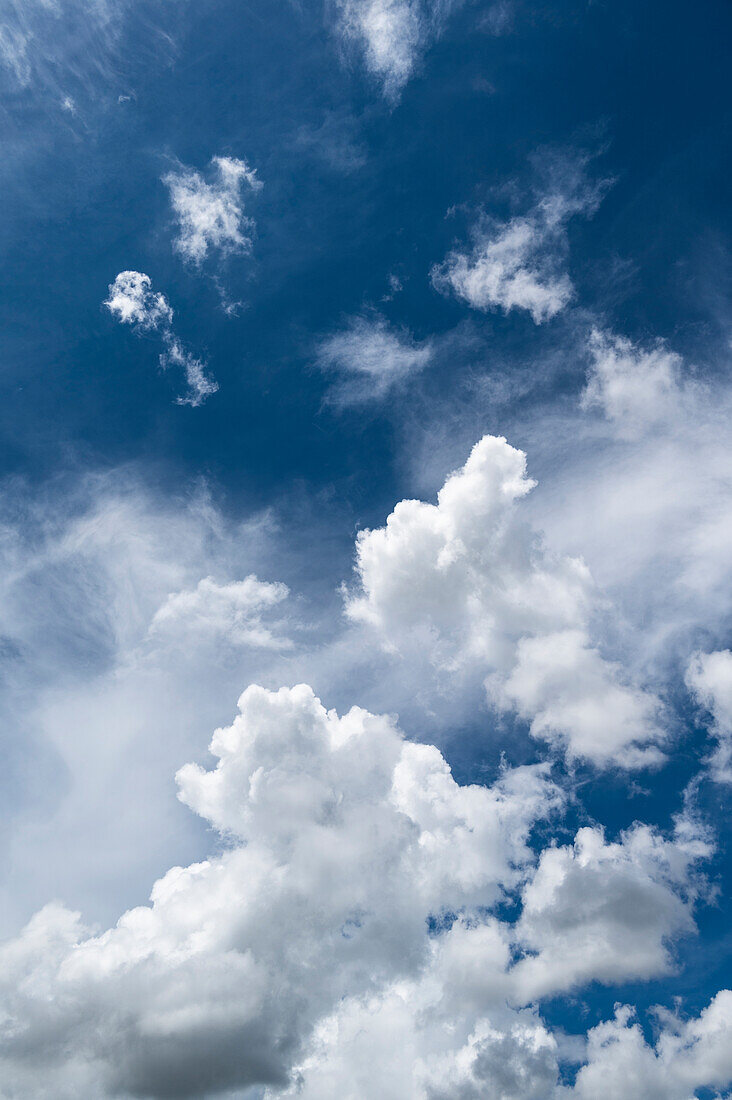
(335, 0, 465, 100)
(162, 156, 262, 266)
(317, 313, 434, 405)
(104, 271, 218, 406)
(432, 153, 609, 323)
(581, 328, 689, 438)
(687, 649, 732, 783)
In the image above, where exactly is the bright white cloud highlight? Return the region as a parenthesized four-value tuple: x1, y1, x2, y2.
(317, 313, 434, 403)
(162, 155, 262, 265)
(0, 679, 716, 1098)
(346, 434, 664, 766)
(104, 271, 218, 406)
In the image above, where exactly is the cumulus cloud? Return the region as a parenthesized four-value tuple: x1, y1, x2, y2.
(510, 821, 709, 1002)
(686, 649, 732, 782)
(346, 434, 664, 766)
(335, 0, 464, 99)
(317, 313, 434, 404)
(581, 328, 688, 438)
(162, 156, 262, 266)
(432, 160, 607, 323)
(565, 993, 732, 1100)
(0, 680, 717, 1097)
(276, 946, 729, 1100)
(0, 683, 560, 1097)
(104, 271, 218, 406)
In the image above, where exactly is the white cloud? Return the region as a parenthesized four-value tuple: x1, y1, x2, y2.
(346, 434, 664, 766)
(159, 337, 219, 408)
(686, 649, 732, 782)
(317, 314, 434, 404)
(103, 270, 173, 331)
(432, 162, 606, 323)
(510, 821, 709, 1002)
(528, 331, 732, 677)
(496, 630, 663, 768)
(279, 964, 732, 1100)
(104, 272, 218, 405)
(0, 0, 123, 95)
(148, 574, 290, 650)
(275, 813, 710, 1099)
(162, 156, 262, 266)
(565, 993, 732, 1100)
(0, 683, 560, 1097)
(0, 489, 725, 1098)
(0, 475, 289, 935)
(581, 328, 688, 438)
(433, 215, 573, 323)
(335, 0, 464, 99)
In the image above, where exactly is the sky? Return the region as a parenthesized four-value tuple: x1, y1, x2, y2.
(0, 0, 731, 1096)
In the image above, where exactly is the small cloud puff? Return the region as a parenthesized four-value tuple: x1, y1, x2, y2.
(163, 155, 262, 266)
(104, 271, 218, 406)
(317, 313, 433, 404)
(104, 270, 173, 331)
(148, 575, 290, 650)
(432, 155, 608, 323)
(336, 0, 465, 100)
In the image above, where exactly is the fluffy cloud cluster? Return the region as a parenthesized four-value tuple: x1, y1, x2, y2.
(510, 820, 709, 1002)
(0, 681, 718, 1098)
(347, 433, 664, 766)
(336, 0, 464, 99)
(432, 166, 606, 323)
(567, 993, 732, 1100)
(317, 313, 434, 404)
(687, 649, 732, 782)
(104, 271, 218, 406)
(162, 156, 262, 266)
(0, 683, 556, 1096)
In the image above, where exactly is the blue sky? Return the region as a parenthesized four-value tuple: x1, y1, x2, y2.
(0, 0, 731, 1097)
